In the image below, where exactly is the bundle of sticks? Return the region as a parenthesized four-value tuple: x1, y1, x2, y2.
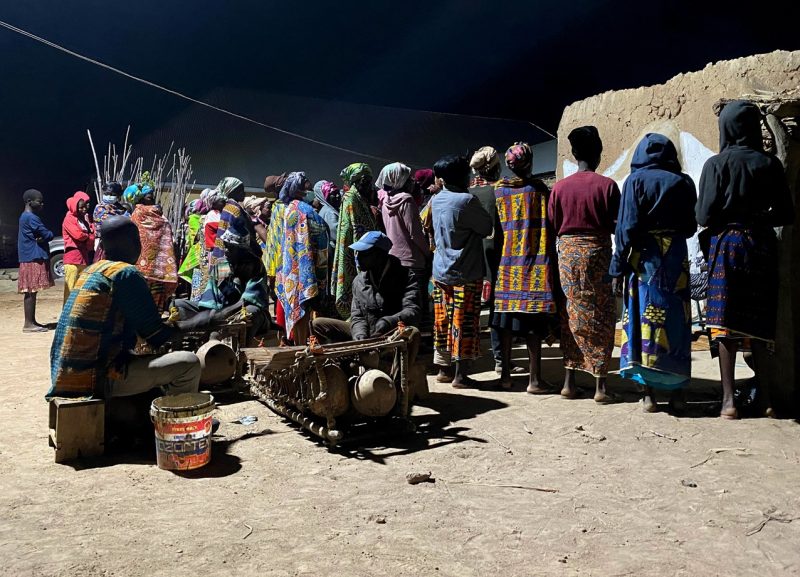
(87, 126, 196, 263)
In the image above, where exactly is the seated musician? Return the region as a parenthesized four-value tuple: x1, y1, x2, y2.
(312, 231, 420, 358)
(47, 216, 206, 401)
(173, 224, 271, 343)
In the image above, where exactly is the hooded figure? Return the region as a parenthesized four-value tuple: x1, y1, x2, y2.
(62, 191, 95, 301)
(610, 133, 696, 277)
(696, 100, 794, 419)
(696, 101, 793, 230)
(610, 133, 697, 411)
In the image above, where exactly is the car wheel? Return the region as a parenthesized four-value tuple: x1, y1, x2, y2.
(51, 253, 65, 280)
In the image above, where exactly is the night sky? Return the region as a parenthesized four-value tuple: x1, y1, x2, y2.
(1, 0, 798, 230)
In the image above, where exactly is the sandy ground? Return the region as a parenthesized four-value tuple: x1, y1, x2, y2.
(1, 284, 799, 577)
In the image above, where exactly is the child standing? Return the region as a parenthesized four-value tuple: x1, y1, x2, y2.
(62, 191, 95, 301)
(18, 189, 54, 332)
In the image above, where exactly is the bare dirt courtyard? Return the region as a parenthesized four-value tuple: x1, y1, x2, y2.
(1, 285, 799, 576)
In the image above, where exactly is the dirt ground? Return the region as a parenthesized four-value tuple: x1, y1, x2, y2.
(1, 284, 799, 577)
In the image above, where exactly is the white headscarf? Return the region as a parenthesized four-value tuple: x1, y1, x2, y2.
(375, 162, 411, 191)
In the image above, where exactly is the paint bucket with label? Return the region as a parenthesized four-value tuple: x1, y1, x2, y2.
(150, 393, 215, 471)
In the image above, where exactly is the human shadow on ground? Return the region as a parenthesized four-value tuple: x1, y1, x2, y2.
(330, 392, 507, 464)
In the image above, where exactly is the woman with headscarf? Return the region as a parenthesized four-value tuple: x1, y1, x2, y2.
(92, 182, 128, 262)
(492, 143, 559, 393)
(549, 127, 621, 402)
(469, 146, 506, 372)
(313, 180, 341, 247)
(62, 190, 95, 301)
(275, 172, 330, 344)
(610, 133, 697, 413)
(177, 196, 208, 289)
(212, 177, 261, 267)
(188, 187, 227, 300)
(127, 182, 179, 312)
(333, 162, 376, 318)
(696, 101, 794, 419)
(264, 173, 289, 281)
(377, 161, 430, 317)
(242, 195, 269, 248)
(431, 154, 493, 388)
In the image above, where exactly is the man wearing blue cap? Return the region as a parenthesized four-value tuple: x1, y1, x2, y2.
(312, 231, 420, 345)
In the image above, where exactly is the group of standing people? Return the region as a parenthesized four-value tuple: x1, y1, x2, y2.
(26, 100, 795, 419)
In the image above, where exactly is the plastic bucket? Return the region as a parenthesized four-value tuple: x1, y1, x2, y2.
(150, 393, 215, 471)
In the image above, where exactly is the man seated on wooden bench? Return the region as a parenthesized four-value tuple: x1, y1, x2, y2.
(47, 216, 207, 401)
(312, 231, 421, 364)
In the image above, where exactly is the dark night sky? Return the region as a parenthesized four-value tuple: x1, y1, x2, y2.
(0, 0, 798, 229)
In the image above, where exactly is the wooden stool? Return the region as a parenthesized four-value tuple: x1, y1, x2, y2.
(48, 398, 105, 463)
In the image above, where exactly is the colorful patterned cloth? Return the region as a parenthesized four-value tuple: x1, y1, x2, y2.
(619, 232, 692, 389)
(340, 163, 372, 188)
(131, 204, 178, 311)
(276, 200, 329, 338)
(48, 260, 172, 399)
(211, 198, 260, 282)
(504, 142, 533, 171)
(18, 260, 53, 293)
(432, 280, 483, 363)
(493, 176, 556, 314)
(123, 183, 153, 206)
(557, 235, 615, 377)
(706, 225, 778, 343)
(332, 189, 376, 318)
(93, 201, 128, 252)
(178, 214, 203, 283)
(264, 201, 286, 277)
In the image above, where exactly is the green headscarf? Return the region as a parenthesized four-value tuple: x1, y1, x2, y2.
(340, 163, 372, 187)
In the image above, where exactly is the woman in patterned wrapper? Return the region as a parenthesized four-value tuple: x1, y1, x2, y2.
(609, 133, 697, 413)
(696, 101, 794, 419)
(491, 143, 559, 394)
(549, 127, 621, 402)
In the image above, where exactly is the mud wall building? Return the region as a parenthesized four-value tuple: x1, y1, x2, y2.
(556, 50, 800, 413)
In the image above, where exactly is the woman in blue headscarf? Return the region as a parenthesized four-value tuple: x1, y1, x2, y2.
(609, 133, 697, 413)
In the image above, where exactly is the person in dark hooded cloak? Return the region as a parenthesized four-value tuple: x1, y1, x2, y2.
(609, 133, 697, 413)
(696, 100, 794, 419)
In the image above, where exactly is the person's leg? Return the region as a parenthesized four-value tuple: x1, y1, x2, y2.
(244, 306, 269, 344)
(499, 329, 513, 389)
(173, 298, 203, 320)
(431, 282, 453, 382)
(451, 283, 481, 389)
(750, 340, 773, 417)
(525, 336, 548, 394)
(718, 338, 739, 419)
(23, 292, 41, 330)
(292, 314, 311, 346)
(642, 386, 657, 413)
(63, 264, 75, 303)
(594, 376, 611, 403)
(561, 369, 577, 398)
(111, 351, 201, 397)
(311, 317, 352, 343)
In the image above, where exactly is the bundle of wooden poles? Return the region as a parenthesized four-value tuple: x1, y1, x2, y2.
(87, 126, 196, 263)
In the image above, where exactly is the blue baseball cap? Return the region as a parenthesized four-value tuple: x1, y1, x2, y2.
(349, 231, 393, 252)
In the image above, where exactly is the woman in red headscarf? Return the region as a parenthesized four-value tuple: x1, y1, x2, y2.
(62, 191, 95, 302)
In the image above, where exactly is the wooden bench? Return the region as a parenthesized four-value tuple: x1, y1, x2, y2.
(48, 398, 105, 463)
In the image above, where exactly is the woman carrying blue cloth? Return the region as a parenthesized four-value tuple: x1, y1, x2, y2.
(609, 133, 697, 413)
